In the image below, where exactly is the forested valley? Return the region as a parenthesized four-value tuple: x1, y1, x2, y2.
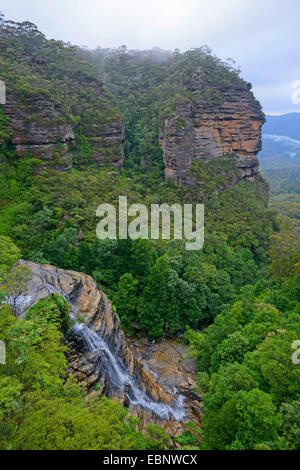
(0, 14, 299, 450)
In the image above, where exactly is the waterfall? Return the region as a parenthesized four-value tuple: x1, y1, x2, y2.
(10, 261, 195, 428)
(21, 280, 186, 421)
(70, 322, 186, 421)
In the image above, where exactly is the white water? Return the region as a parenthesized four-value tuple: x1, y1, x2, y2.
(12, 281, 186, 421)
(71, 322, 186, 421)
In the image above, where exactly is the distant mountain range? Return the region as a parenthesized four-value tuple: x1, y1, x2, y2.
(259, 113, 300, 168)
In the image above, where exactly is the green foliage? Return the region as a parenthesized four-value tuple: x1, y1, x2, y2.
(138, 255, 176, 337)
(263, 167, 300, 252)
(26, 294, 71, 333)
(269, 219, 300, 279)
(203, 388, 278, 450)
(115, 273, 139, 331)
(1, 11, 297, 451)
(186, 267, 300, 449)
(12, 396, 146, 450)
(144, 423, 172, 450)
(0, 297, 151, 450)
(0, 264, 32, 315)
(189, 155, 239, 195)
(0, 236, 20, 274)
(175, 422, 204, 449)
(78, 45, 251, 169)
(277, 401, 300, 450)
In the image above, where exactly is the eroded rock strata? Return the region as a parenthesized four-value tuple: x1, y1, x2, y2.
(159, 71, 265, 185)
(4, 95, 75, 171)
(16, 260, 202, 437)
(3, 87, 124, 172)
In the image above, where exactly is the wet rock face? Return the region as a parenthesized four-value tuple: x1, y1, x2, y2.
(159, 78, 265, 186)
(133, 339, 199, 399)
(15, 260, 202, 437)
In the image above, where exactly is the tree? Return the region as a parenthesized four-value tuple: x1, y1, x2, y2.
(244, 329, 300, 405)
(130, 239, 156, 279)
(230, 389, 278, 450)
(0, 236, 21, 274)
(44, 228, 78, 269)
(210, 331, 251, 373)
(204, 389, 278, 450)
(269, 219, 300, 280)
(203, 362, 258, 412)
(1, 264, 32, 316)
(114, 273, 139, 329)
(277, 401, 300, 450)
(138, 255, 178, 338)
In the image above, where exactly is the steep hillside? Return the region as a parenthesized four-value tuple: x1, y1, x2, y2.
(0, 20, 267, 194)
(0, 17, 124, 172)
(84, 46, 265, 187)
(159, 71, 264, 185)
(1, 14, 299, 452)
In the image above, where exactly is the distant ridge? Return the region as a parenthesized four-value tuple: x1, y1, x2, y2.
(263, 112, 300, 140)
(259, 113, 300, 168)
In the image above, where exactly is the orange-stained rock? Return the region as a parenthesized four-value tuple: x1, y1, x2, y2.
(159, 71, 265, 186)
(15, 260, 202, 438)
(133, 339, 198, 394)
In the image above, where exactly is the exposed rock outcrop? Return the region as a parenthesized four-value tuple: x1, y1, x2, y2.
(3, 74, 125, 172)
(4, 95, 74, 171)
(3, 88, 124, 172)
(159, 71, 265, 186)
(133, 339, 199, 401)
(16, 260, 202, 437)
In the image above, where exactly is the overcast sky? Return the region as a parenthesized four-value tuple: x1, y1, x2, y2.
(1, 0, 300, 114)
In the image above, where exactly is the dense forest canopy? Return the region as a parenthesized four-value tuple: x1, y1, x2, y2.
(78, 44, 253, 169)
(0, 13, 299, 450)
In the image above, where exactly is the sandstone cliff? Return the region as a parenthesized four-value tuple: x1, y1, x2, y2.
(0, 21, 125, 172)
(16, 260, 202, 437)
(3, 87, 124, 172)
(159, 70, 265, 186)
(3, 95, 75, 171)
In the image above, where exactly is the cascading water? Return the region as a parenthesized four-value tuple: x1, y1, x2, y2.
(70, 322, 186, 421)
(17, 282, 186, 421)
(9, 260, 203, 435)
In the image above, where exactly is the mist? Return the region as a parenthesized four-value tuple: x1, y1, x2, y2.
(1, 0, 300, 114)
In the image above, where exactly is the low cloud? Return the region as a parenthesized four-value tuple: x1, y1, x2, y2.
(264, 134, 300, 148)
(1, 0, 299, 115)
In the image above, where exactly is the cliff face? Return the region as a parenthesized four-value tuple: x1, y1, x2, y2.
(16, 260, 202, 438)
(159, 72, 265, 186)
(3, 88, 124, 172)
(3, 95, 75, 171)
(0, 21, 125, 172)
